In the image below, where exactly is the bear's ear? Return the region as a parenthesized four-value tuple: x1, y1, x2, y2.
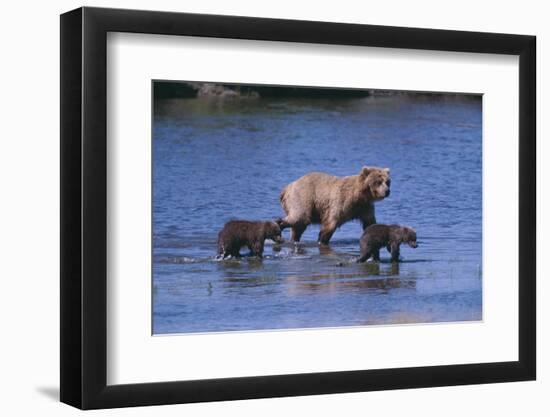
(402, 226, 415, 238)
(266, 221, 279, 234)
(360, 166, 373, 177)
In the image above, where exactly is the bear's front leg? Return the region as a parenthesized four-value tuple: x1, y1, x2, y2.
(249, 240, 265, 257)
(390, 242, 400, 262)
(360, 204, 376, 230)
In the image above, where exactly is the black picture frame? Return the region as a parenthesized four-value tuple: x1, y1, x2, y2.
(60, 6, 536, 410)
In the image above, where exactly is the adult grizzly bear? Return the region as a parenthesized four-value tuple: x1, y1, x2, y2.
(277, 167, 391, 244)
(217, 220, 283, 259)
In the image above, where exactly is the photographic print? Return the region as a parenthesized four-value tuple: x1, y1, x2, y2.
(152, 81, 482, 335)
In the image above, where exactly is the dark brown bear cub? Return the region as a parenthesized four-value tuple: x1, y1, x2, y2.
(357, 224, 418, 263)
(217, 220, 283, 259)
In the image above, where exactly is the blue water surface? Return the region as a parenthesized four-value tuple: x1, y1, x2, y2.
(152, 93, 482, 334)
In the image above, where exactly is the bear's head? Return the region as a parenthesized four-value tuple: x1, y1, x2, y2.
(401, 226, 418, 248)
(359, 166, 391, 201)
(264, 221, 284, 244)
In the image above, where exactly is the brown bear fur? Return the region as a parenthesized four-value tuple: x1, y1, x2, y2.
(217, 220, 283, 258)
(357, 224, 417, 263)
(277, 167, 391, 244)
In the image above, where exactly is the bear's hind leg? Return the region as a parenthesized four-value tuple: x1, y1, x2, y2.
(228, 250, 241, 258)
(224, 242, 242, 258)
(278, 214, 308, 242)
(357, 246, 379, 263)
(217, 240, 232, 259)
(220, 249, 239, 259)
(318, 220, 337, 245)
(291, 223, 307, 243)
(357, 251, 371, 263)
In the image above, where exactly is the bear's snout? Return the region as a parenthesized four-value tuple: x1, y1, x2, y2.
(273, 235, 284, 244)
(385, 189, 391, 197)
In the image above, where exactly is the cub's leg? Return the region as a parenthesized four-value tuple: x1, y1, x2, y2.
(217, 242, 225, 258)
(357, 240, 380, 262)
(217, 239, 236, 259)
(358, 236, 371, 262)
(220, 243, 241, 259)
(357, 244, 376, 263)
(390, 242, 401, 262)
(249, 239, 265, 257)
(227, 243, 242, 258)
(357, 250, 372, 263)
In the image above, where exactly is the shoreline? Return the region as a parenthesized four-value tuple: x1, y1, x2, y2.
(153, 81, 482, 100)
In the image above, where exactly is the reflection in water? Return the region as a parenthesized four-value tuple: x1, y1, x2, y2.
(317, 245, 340, 258)
(285, 275, 416, 295)
(152, 93, 482, 334)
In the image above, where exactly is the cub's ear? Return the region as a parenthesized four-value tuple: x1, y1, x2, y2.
(267, 220, 281, 232)
(402, 226, 415, 237)
(360, 166, 373, 177)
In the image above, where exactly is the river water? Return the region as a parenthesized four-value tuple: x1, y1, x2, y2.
(152, 92, 482, 334)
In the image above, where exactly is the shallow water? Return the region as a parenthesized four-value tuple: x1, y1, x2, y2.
(152, 94, 482, 334)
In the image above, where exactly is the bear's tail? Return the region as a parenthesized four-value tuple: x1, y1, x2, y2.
(279, 186, 288, 212)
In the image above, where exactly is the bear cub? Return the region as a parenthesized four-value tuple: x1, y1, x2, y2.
(217, 220, 283, 259)
(357, 224, 418, 263)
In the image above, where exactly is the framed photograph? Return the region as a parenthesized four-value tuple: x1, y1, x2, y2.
(60, 6, 536, 409)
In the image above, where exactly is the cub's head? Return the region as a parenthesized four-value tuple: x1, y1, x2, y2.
(359, 166, 391, 201)
(263, 221, 283, 243)
(401, 226, 418, 248)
